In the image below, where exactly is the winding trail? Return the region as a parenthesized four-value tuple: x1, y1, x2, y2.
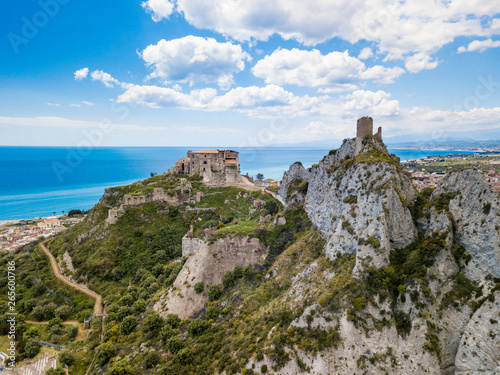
(39, 241, 103, 315)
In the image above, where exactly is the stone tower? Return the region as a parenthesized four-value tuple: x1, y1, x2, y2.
(355, 116, 374, 155)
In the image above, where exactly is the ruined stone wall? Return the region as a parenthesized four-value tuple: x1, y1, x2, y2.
(355, 116, 374, 155)
(356, 116, 373, 138)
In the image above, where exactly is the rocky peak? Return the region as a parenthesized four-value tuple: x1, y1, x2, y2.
(280, 133, 418, 274)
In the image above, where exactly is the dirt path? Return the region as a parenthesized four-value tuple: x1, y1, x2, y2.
(39, 241, 103, 315)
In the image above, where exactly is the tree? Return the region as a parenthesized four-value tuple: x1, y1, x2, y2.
(31, 306, 44, 321)
(24, 338, 41, 358)
(256, 173, 264, 181)
(23, 327, 39, 342)
(116, 306, 132, 322)
(55, 305, 71, 319)
(42, 302, 57, 320)
(67, 325, 78, 340)
(121, 316, 138, 335)
(150, 172, 158, 177)
(143, 312, 163, 333)
(132, 299, 147, 314)
(208, 284, 222, 301)
(144, 350, 160, 368)
(58, 350, 75, 366)
(68, 209, 82, 217)
(96, 342, 116, 365)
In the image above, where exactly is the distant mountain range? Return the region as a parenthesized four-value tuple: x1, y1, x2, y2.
(386, 138, 500, 151)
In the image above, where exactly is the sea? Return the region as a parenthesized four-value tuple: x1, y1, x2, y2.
(0, 147, 474, 220)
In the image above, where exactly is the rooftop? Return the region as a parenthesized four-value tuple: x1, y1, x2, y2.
(192, 149, 220, 154)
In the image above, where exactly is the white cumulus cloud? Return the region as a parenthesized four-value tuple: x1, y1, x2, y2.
(343, 90, 401, 117)
(141, 0, 175, 22)
(252, 48, 405, 88)
(116, 83, 324, 118)
(90, 70, 120, 88)
(173, 0, 499, 60)
(457, 39, 500, 53)
(358, 47, 373, 60)
(74, 68, 89, 80)
(140, 36, 251, 90)
(404, 53, 439, 74)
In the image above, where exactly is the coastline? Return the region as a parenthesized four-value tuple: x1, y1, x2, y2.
(0, 147, 480, 222)
(0, 215, 63, 227)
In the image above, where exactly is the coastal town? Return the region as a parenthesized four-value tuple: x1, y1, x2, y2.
(402, 153, 500, 192)
(0, 215, 84, 252)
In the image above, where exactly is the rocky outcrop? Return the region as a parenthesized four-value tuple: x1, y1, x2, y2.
(455, 291, 500, 374)
(277, 132, 500, 374)
(280, 136, 418, 273)
(430, 169, 500, 280)
(278, 162, 310, 205)
(154, 235, 267, 319)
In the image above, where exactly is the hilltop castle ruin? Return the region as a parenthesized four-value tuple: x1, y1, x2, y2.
(355, 116, 382, 155)
(170, 149, 241, 184)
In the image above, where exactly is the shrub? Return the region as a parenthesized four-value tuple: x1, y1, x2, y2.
(144, 350, 160, 368)
(206, 305, 219, 321)
(109, 359, 134, 375)
(343, 195, 358, 204)
(165, 313, 181, 328)
(222, 271, 236, 289)
(208, 284, 223, 301)
(96, 342, 116, 365)
(159, 325, 174, 344)
(483, 202, 491, 215)
(143, 312, 163, 333)
(394, 311, 412, 337)
(261, 365, 268, 373)
(177, 348, 194, 365)
(352, 296, 368, 310)
(167, 337, 184, 354)
(188, 318, 209, 336)
(58, 351, 75, 366)
(365, 236, 381, 249)
(46, 368, 65, 375)
(121, 316, 138, 335)
(194, 282, 204, 293)
(264, 200, 279, 215)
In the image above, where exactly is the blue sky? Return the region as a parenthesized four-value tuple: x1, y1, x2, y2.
(1, 0, 500, 147)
